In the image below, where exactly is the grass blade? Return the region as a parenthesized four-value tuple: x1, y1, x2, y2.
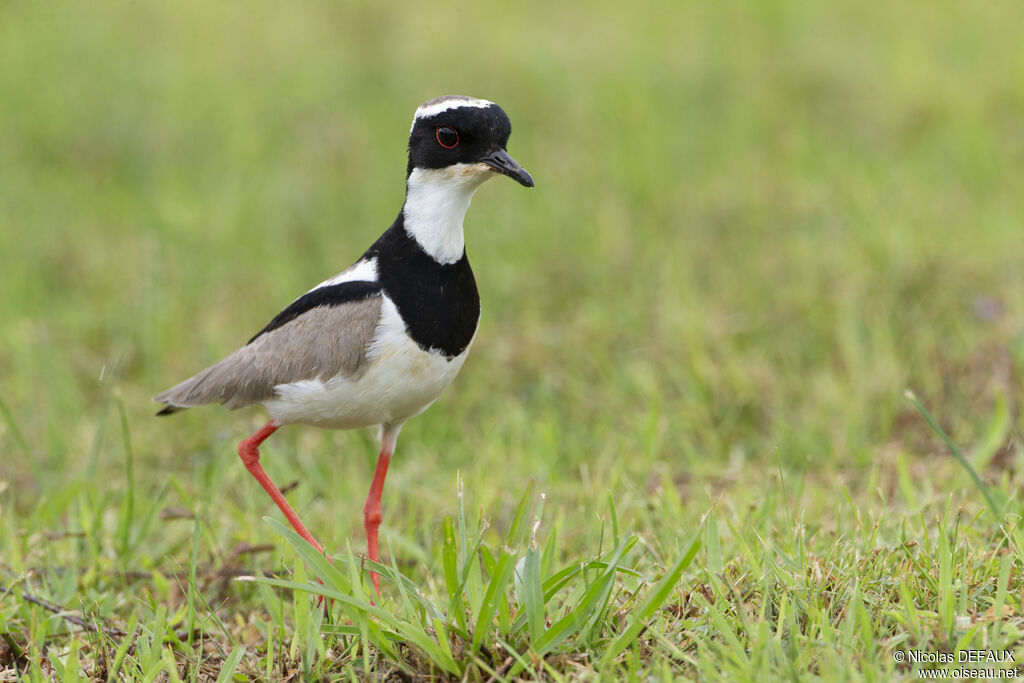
(470, 546, 518, 653)
(442, 516, 466, 631)
(114, 398, 135, 557)
(517, 526, 545, 642)
(601, 533, 700, 665)
(213, 645, 247, 683)
(904, 390, 1002, 516)
(468, 483, 535, 653)
(531, 534, 637, 658)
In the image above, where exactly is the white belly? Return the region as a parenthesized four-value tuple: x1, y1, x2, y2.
(262, 297, 473, 429)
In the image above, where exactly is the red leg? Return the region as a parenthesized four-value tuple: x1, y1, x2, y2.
(363, 423, 401, 593)
(238, 421, 324, 554)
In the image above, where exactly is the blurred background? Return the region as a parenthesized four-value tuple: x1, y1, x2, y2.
(1, 0, 1022, 554)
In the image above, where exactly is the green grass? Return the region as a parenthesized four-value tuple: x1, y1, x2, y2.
(2, 0, 1024, 679)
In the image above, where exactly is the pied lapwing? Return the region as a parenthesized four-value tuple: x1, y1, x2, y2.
(155, 95, 533, 592)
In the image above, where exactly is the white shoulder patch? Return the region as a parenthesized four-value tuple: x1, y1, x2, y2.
(308, 257, 378, 293)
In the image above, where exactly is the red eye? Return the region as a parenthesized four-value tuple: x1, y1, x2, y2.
(435, 126, 459, 149)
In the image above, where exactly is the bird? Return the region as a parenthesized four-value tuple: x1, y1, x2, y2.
(154, 95, 533, 593)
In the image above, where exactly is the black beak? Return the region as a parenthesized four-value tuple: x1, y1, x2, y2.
(482, 148, 534, 188)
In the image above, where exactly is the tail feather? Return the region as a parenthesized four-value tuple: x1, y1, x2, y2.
(153, 364, 227, 416)
(153, 345, 272, 416)
(155, 404, 185, 416)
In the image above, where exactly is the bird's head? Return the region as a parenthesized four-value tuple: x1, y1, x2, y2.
(407, 96, 534, 189)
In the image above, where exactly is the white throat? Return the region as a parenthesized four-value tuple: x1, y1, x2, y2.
(403, 164, 492, 264)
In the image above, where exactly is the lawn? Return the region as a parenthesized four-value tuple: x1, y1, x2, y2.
(2, 0, 1023, 680)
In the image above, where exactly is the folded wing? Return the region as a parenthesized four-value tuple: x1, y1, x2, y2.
(155, 282, 384, 414)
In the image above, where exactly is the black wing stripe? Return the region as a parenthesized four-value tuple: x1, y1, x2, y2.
(247, 280, 384, 344)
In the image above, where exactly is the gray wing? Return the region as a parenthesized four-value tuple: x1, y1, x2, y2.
(154, 296, 384, 413)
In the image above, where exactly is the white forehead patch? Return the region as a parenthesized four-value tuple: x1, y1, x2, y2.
(412, 97, 493, 131)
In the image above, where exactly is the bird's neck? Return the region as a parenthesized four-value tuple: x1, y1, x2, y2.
(402, 165, 489, 264)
